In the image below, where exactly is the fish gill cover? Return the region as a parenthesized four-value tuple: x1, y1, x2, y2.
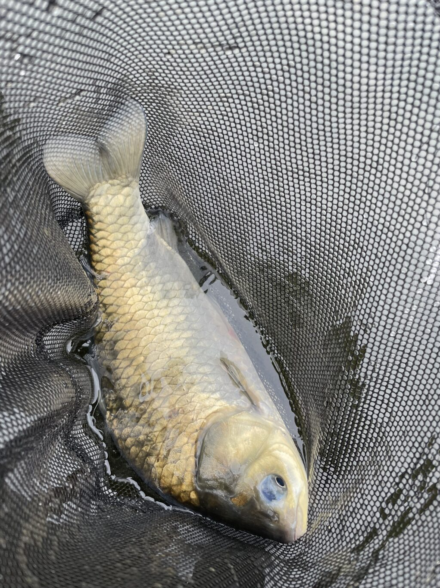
(0, 0, 439, 587)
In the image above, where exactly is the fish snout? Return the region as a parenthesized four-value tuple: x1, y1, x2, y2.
(279, 502, 307, 543)
(294, 501, 307, 540)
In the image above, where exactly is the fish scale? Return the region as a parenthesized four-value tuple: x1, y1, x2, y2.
(88, 184, 243, 504)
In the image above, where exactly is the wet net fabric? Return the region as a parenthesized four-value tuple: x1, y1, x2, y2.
(0, 0, 439, 586)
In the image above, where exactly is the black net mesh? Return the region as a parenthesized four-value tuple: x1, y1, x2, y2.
(1, 0, 439, 586)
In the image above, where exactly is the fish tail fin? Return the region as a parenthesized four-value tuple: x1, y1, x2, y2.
(43, 100, 146, 203)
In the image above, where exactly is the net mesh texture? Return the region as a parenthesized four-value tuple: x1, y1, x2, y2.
(0, 0, 439, 586)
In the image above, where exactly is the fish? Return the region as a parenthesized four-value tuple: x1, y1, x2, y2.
(43, 100, 308, 543)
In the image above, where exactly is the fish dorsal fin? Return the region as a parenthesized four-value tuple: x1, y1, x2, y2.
(220, 355, 262, 410)
(150, 213, 179, 251)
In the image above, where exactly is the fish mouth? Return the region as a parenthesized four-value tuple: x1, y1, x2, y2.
(293, 502, 307, 541)
(294, 511, 307, 540)
(251, 499, 307, 543)
(279, 502, 307, 543)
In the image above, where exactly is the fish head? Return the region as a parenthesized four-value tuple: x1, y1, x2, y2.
(196, 411, 308, 543)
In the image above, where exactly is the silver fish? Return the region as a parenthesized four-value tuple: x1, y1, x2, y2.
(43, 101, 308, 542)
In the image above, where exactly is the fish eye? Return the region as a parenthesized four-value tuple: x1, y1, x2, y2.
(275, 476, 285, 488)
(260, 474, 288, 503)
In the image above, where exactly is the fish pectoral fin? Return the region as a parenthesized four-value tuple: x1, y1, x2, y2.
(219, 356, 262, 410)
